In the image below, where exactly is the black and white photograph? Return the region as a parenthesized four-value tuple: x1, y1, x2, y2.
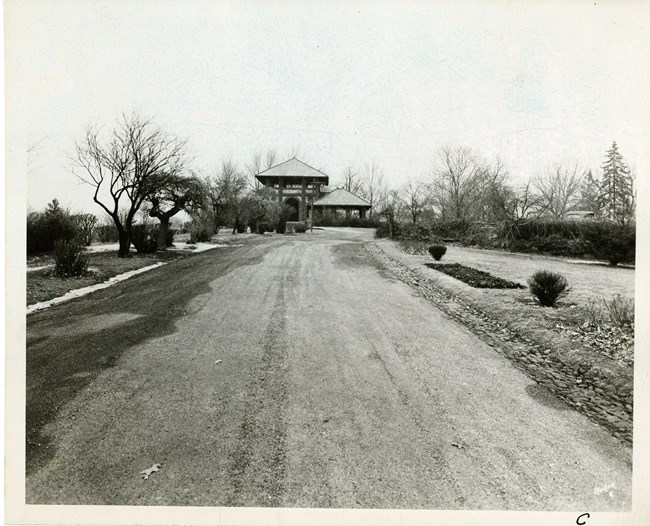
(4, 1, 650, 525)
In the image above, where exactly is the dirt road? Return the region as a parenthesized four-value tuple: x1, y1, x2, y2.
(26, 228, 631, 509)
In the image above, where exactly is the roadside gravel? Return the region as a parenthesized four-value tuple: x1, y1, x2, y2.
(366, 240, 633, 444)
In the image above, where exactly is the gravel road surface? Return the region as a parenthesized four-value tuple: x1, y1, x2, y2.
(26, 228, 631, 509)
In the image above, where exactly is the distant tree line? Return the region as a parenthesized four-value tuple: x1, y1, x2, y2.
(27, 111, 637, 263)
(372, 142, 635, 265)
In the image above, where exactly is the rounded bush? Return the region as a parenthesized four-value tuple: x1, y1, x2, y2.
(428, 244, 447, 261)
(131, 224, 159, 253)
(528, 270, 570, 307)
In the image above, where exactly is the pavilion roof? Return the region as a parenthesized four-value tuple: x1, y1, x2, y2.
(255, 158, 329, 184)
(313, 188, 372, 208)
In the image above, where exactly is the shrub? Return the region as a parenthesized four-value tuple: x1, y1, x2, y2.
(428, 245, 447, 261)
(189, 224, 214, 242)
(374, 222, 393, 238)
(131, 223, 158, 253)
(27, 199, 78, 255)
(276, 214, 287, 234)
(584, 298, 605, 325)
(312, 214, 380, 228)
(188, 211, 216, 243)
(396, 239, 428, 255)
(53, 239, 89, 277)
(504, 220, 635, 264)
(459, 223, 497, 247)
(373, 220, 444, 243)
(398, 222, 440, 242)
(604, 294, 634, 328)
(96, 222, 119, 243)
(584, 223, 635, 265)
(235, 220, 247, 234)
(294, 222, 308, 233)
(257, 222, 274, 234)
(527, 270, 570, 307)
(427, 219, 472, 239)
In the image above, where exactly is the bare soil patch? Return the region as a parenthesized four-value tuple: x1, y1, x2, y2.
(425, 262, 526, 289)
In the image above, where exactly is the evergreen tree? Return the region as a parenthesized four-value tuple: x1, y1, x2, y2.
(598, 141, 635, 224)
(578, 169, 602, 217)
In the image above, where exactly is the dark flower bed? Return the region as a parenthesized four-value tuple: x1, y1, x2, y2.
(425, 263, 526, 289)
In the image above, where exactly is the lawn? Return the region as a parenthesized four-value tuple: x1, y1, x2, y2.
(396, 240, 634, 303)
(26, 230, 260, 307)
(27, 249, 186, 306)
(379, 240, 634, 366)
(378, 240, 635, 367)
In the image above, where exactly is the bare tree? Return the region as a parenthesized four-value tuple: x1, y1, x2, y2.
(341, 165, 362, 195)
(73, 113, 187, 256)
(246, 149, 283, 191)
(429, 146, 506, 222)
(401, 180, 429, 223)
(359, 162, 385, 219)
(472, 158, 509, 222)
(71, 213, 98, 246)
(532, 163, 584, 219)
(374, 187, 403, 237)
(147, 174, 205, 250)
(209, 159, 249, 233)
(265, 150, 277, 170)
(246, 152, 264, 192)
(488, 181, 554, 245)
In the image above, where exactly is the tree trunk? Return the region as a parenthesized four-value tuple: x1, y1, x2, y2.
(117, 229, 131, 257)
(158, 216, 170, 251)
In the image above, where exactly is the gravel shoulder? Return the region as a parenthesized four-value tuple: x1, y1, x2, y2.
(370, 240, 634, 443)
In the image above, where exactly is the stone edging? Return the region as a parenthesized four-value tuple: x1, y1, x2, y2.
(364, 241, 632, 445)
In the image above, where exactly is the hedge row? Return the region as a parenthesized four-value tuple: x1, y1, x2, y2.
(378, 219, 635, 266)
(313, 216, 380, 228)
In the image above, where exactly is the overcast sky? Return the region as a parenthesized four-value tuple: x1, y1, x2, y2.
(6, 0, 650, 214)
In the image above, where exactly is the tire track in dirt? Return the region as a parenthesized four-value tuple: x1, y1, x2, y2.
(225, 266, 290, 507)
(367, 343, 468, 507)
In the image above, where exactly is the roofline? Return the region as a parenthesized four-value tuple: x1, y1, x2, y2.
(312, 203, 372, 208)
(313, 188, 372, 207)
(255, 157, 330, 179)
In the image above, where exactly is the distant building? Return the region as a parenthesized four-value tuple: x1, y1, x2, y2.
(255, 158, 371, 222)
(313, 188, 371, 219)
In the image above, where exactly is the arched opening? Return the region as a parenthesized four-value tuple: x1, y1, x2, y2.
(283, 197, 300, 222)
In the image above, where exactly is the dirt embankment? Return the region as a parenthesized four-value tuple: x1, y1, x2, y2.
(365, 242, 633, 444)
